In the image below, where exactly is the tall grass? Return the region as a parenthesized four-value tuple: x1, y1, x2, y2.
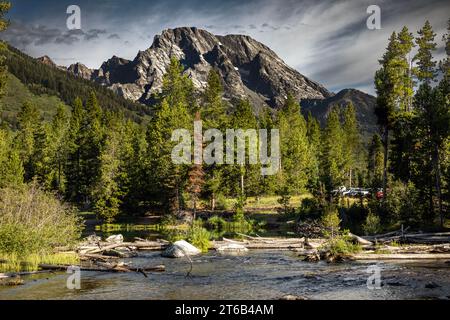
(0, 252, 79, 272)
(0, 182, 82, 271)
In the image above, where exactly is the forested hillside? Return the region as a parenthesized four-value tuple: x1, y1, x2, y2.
(0, 45, 151, 123)
(0, 72, 70, 128)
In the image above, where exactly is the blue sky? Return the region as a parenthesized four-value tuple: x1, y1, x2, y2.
(2, 0, 449, 95)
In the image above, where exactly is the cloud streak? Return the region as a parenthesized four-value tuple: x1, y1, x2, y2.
(1, 0, 449, 94)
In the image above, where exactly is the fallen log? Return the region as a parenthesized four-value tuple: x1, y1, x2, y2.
(0, 270, 54, 279)
(351, 253, 450, 260)
(348, 233, 373, 246)
(80, 241, 168, 254)
(38, 263, 165, 273)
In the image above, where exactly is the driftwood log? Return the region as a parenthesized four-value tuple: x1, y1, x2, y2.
(351, 253, 450, 260)
(38, 263, 165, 273)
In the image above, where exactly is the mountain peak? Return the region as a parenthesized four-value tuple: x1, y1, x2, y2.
(37, 55, 57, 67)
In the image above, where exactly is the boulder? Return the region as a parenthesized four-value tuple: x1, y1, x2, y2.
(106, 234, 124, 243)
(162, 240, 201, 258)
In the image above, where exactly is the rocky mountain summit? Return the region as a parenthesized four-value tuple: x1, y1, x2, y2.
(36, 27, 378, 136)
(66, 27, 332, 108)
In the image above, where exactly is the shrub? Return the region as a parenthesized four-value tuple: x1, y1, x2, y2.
(321, 207, 341, 238)
(206, 216, 227, 230)
(383, 180, 422, 226)
(233, 194, 246, 222)
(214, 194, 230, 211)
(362, 210, 381, 235)
(297, 197, 322, 219)
(0, 182, 82, 257)
(326, 237, 362, 256)
(188, 225, 211, 252)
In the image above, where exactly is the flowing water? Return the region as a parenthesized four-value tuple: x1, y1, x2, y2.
(1, 220, 450, 300)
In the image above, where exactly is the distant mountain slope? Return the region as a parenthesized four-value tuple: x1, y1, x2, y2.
(67, 27, 332, 109)
(0, 72, 70, 128)
(301, 89, 378, 140)
(1, 45, 150, 123)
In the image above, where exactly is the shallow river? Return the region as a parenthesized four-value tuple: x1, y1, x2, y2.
(1, 250, 450, 300)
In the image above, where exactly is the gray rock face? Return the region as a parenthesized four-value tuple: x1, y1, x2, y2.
(67, 27, 332, 108)
(67, 62, 94, 80)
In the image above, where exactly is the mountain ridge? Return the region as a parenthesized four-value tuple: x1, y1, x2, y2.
(63, 27, 333, 109)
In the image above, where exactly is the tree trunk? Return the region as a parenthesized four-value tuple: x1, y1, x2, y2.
(349, 168, 352, 188)
(382, 127, 389, 199)
(211, 193, 216, 211)
(433, 145, 443, 228)
(240, 174, 244, 195)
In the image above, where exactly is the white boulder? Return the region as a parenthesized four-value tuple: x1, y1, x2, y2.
(162, 240, 202, 258)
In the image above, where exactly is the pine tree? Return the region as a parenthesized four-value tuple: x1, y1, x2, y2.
(15, 101, 41, 180)
(201, 69, 228, 210)
(0, 2, 11, 100)
(413, 21, 437, 84)
(413, 21, 448, 226)
(65, 97, 85, 202)
(321, 107, 345, 191)
(374, 32, 403, 199)
(367, 134, 384, 188)
(342, 103, 362, 187)
(93, 115, 132, 221)
(226, 99, 259, 197)
(306, 111, 321, 190)
(0, 127, 24, 187)
(48, 106, 70, 192)
(67, 92, 104, 205)
(160, 58, 196, 112)
(146, 60, 193, 214)
(397, 26, 415, 112)
(202, 69, 228, 129)
(278, 95, 311, 195)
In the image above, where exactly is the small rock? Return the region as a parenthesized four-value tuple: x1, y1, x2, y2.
(162, 240, 201, 258)
(106, 234, 124, 243)
(425, 282, 440, 289)
(85, 234, 101, 244)
(303, 253, 320, 262)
